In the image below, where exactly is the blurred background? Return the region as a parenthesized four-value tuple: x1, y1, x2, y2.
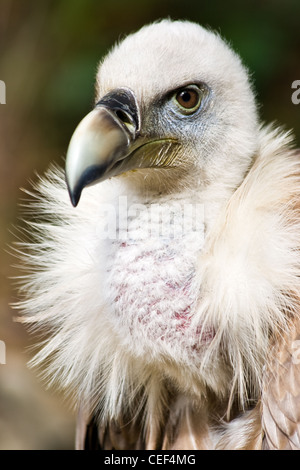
(0, 0, 299, 450)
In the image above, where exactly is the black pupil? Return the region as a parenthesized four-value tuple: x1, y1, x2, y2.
(181, 91, 191, 102)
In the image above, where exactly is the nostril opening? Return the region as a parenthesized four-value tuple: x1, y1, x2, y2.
(115, 109, 136, 135)
(116, 109, 132, 125)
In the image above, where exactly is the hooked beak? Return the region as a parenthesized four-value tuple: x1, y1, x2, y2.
(65, 88, 179, 207)
(65, 88, 139, 207)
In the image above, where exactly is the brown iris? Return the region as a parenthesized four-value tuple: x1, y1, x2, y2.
(175, 87, 201, 113)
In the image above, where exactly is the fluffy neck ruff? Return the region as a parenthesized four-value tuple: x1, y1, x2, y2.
(15, 125, 300, 431)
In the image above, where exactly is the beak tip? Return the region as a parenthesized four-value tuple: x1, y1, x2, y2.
(70, 193, 79, 208)
(65, 177, 81, 208)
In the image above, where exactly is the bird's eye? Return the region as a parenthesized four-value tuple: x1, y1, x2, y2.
(174, 86, 202, 114)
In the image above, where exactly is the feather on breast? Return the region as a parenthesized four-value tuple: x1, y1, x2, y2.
(103, 193, 215, 360)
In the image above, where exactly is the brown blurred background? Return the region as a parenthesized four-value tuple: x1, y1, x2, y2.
(0, 0, 299, 450)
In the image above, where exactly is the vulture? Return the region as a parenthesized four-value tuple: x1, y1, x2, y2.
(16, 20, 300, 450)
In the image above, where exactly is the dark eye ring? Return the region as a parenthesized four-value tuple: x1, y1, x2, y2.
(174, 85, 202, 114)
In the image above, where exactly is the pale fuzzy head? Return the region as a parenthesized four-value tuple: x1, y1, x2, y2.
(97, 20, 259, 191)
